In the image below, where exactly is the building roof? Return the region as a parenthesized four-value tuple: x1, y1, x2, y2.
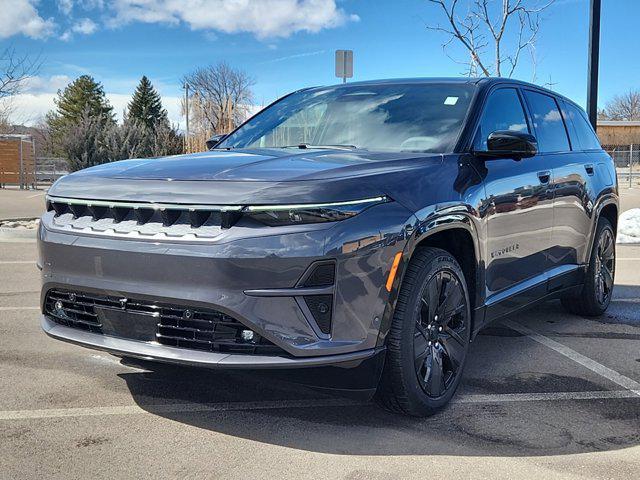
(597, 121, 640, 127)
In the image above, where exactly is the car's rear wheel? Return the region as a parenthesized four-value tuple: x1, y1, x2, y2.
(376, 247, 471, 416)
(561, 217, 615, 316)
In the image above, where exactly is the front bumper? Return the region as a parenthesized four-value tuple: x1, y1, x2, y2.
(41, 315, 383, 369)
(38, 201, 413, 364)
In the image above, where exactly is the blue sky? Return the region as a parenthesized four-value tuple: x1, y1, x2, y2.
(1, 0, 639, 127)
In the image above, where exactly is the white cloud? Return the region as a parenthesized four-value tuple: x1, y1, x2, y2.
(60, 17, 98, 41)
(107, 0, 358, 39)
(74, 17, 97, 34)
(22, 74, 73, 93)
(0, 0, 56, 39)
(57, 0, 73, 15)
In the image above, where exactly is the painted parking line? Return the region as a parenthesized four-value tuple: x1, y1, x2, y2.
(0, 261, 36, 264)
(456, 389, 639, 404)
(0, 307, 39, 311)
(502, 319, 640, 395)
(1, 390, 638, 421)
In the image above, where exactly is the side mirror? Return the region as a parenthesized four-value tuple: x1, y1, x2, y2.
(476, 130, 537, 160)
(206, 134, 227, 150)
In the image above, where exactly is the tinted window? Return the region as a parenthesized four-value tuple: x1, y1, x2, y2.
(219, 84, 475, 153)
(523, 91, 570, 153)
(562, 101, 602, 150)
(474, 88, 528, 150)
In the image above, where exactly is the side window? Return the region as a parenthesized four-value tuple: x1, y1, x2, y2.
(474, 88, 529, 150)
(523, 90, 570, 153)
(562, 101, 602, 150)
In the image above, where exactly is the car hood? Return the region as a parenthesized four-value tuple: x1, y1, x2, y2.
(48, 148, 444, 206)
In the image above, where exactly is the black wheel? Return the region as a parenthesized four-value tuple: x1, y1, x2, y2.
(376, 247, 471, 417)
(562, 217, 615, 316)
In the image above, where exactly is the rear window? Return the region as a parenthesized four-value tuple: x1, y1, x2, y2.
(523, 90, 570, 153)
(561, 101, 602, 151)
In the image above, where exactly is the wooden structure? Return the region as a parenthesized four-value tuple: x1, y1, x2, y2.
(0, 134, 36, 189)
(597, 121, 640, 148)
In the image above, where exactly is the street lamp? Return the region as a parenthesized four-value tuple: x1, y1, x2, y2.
(587, 0, 601, 129)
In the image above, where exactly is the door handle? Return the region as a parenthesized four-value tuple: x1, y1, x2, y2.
(585, 164, 595, 175)
(537, 170, 551, 184)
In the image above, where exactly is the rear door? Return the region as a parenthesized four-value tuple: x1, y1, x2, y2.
(554, 100, 609, 269)
(521, 90, 590, 290)
(475, 87, 555, 317)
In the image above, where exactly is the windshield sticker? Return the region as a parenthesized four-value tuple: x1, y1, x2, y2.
(444, 96, 459, 105)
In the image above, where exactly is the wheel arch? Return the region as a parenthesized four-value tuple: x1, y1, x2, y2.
(587, 196, 618, 262)
(376, 214, 482, 347)
(599, 202, 618, 233)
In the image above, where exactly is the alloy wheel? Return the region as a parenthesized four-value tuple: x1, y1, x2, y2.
(595, 228, 615, 305)
(413, 270, 468, 398)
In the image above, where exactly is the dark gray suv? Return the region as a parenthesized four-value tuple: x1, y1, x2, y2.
(39, 78, 618, 416)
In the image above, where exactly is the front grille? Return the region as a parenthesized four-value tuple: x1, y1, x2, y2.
(44, 289, 287, 356)
(45, 197, 242, 240)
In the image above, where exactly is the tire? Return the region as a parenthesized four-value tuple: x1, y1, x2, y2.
(561, 217, 615, 317)
(375, 247, 471, 417)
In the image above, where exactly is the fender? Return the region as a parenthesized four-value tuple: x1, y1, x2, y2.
(375, 205, 483, 347)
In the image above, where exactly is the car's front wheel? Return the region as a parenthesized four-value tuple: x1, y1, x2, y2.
(376, 247, 471, 416)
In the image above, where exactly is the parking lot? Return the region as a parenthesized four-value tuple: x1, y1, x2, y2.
(1, 191, 639, 479)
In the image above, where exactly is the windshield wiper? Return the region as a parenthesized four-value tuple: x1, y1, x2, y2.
(281, 143, 360, 151)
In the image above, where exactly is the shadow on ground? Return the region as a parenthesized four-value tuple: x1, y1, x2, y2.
(119, 311, 640, 457)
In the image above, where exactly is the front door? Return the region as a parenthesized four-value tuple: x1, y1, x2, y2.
(473, 87, 554, 318)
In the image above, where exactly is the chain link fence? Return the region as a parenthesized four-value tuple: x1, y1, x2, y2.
(603, 145, 639, 188)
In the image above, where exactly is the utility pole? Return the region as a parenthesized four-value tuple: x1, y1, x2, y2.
(586, 0, 601, 129)
(184, 83, 190, 152)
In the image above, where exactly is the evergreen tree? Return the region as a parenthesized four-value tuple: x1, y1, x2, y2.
(127, 76, 168, 130)
(49, 75, 114, 128)
(47, 75, 114, 154)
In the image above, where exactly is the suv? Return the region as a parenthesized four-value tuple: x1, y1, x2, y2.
(39, 78, 617, 416)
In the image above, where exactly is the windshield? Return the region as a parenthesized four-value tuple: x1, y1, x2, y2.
(218, 83, 475, 153)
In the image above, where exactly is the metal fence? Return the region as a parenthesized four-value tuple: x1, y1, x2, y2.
(35, 157, 68, 185)
(603, 145, 639, 188)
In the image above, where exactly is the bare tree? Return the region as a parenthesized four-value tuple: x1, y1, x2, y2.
(182, 62, 254, 151)
(425, 0, 553, 78)
(600, 90, 640, 121)
(0, 47, 41, 128)
(0, 47, 41, 98)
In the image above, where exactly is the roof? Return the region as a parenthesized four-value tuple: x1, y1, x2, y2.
(326, 76, 541, 88)
(321, 77, 572, 103)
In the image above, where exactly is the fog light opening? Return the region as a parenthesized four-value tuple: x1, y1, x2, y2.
(240, 329, 256, 343)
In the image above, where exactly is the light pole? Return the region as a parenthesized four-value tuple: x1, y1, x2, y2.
(184, 83, 190, 152)
(586, 0, 601, 129)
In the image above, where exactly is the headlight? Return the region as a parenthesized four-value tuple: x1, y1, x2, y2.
(243, 196, 390, 226)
